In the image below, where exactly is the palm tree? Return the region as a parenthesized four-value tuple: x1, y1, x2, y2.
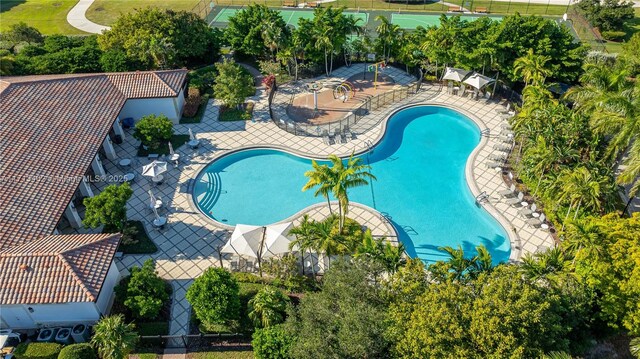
(328, 154, 376, 232)
(248, 286, 289, 328)
(355, 230, 406, 273)
(262, 21, 284, 60)
(542, 352, 573, 359)
(563, 218, 604, 262)
(91, 315, 137, 359)
(302, 160, 336, 214)
(439, 245, 472, 281)
(471, 245, 493, 274)
(520, 246, 566, 282)
(514, 48, 552, 86)
(630, 337, 640, 359)
(618, 140, 640, 213)
(289, 214, 318, 276)
(375, 15, 401, 61)
(315, 27, 334, 77)
(556, 166, 605, 225)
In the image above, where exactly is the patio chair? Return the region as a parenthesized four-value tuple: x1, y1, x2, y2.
(343, 125, 356, 140)
(500, 128, 514, 137)
(322, 130, 331, 145)
(245, 261, 254, 272)
(518, 203, 538, 218)
(334, 128, 343, 144)
(494, 144, 512, 152)
(504, 192, 524, 206)
(489, 153, 507, 162)
(500, 123, 512, 130)
(498, 135, 514, 143)
(526, 213, 546, 228)
(485, 161, 502, 169)
(498, 184, 517, 198)
(230, 260, 239, 272)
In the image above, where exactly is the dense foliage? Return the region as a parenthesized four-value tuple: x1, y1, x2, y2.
(133, 114, 174, 150)
(252, 325, 294, 359)
(13, 342, 61, 359)
(91, 315, 138, 359)
(187, 267, 241, 327)
(82, 183, 133, 231)
(57, 343, 97, 359)
(285, 260, 391, 359)
(213, 59, 255, 108)
(98, 7, 220, 69)
(248, 286, 290, 328)
(576, 0, 635, 32)
(225, 4, 290, 59)
(115, 259, 169, 320)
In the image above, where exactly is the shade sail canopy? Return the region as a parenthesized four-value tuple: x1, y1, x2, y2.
(141, 160, 168, 178)
(263, 222, 297, 258)
(442, 67, 471, 82)
(221, 224, 264, 258)
(463, 73, 495, 90)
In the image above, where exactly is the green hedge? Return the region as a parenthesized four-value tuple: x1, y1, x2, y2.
(13, 342, 62, 359)
(57, 343, 96, 359)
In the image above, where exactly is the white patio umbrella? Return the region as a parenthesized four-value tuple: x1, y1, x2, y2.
(263, 222, 298, 258)
(188, 128, 197, 141)
(442, 67, 471, 82)
(463, 72, 495, 90)
(141, 160, 168, 178)
(220, 224, 265, 258)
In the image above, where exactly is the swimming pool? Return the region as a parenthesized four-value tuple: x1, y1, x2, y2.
(193, 105, 510, 264)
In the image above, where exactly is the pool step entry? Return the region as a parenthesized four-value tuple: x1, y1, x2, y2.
(402, 225, 418, 235)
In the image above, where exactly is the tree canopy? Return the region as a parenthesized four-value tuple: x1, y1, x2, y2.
(82, 183, 132, 231)
(98, 7, 219, 69)
(187, 267, 241, 327)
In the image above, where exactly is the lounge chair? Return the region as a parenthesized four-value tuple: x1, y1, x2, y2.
(494, 144, 512, 152)
(500, 123, 512, 130)
(343, 126, 356, 140)
(498, 135, 514, 143)
(322, 130, 331, 145)
(518, 203, 538, 218)
(500, 128, 514, 137)
(496, 103, 512, 114)
(498, 184, 517, 197)
(526, 213, 546, 228)
(504, 192, 524, 206)
(485, 161, 502, 169)
(489, 153, 506, 162)
(334, 128, 343, 144)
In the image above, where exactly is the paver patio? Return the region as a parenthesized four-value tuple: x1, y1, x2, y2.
(60, 64, 555, 344)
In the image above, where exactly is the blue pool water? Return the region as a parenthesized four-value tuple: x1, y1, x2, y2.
(193, 106, 510, 263)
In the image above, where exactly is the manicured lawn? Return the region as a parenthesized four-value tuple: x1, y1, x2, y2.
(116, 220, 158, 254)
(86, 0, 200, 26)
(188, 350, 254, 359)
(137, 321, 170, 336)
(137, 134, 190, 157)
(0, 0, 86, 35)
(603, 8, 640, 53)
(219, 103, 254, 122)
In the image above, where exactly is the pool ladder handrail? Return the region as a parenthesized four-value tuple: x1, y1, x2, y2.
(475, 191, 489, 204)
(481, 128, 491, 137)
(364, 140, 374, 151)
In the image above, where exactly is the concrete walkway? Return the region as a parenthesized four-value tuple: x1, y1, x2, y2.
(67, 0, 111, 34)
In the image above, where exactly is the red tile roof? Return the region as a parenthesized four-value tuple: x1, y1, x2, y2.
(0, 233, 121, 305)
(0, 69, 186, 251)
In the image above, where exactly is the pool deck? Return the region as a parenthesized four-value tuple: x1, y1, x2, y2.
(59, 64, 555, 340)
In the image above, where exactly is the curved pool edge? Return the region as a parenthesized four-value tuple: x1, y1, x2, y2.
(188, 103, 521, 263)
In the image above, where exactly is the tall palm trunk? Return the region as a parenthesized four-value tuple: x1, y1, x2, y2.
(562, 201, 575, 230)
(326, 196, 333, 215)
(329, 52, 334, 75)
(324, 49, 329, 76)
(573, 199, 582, 220)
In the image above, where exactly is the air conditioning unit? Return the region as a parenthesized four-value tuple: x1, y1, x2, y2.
(55, 328, 72, 344)
(36, 328, 58, 342)
(71, 324, 90, 343)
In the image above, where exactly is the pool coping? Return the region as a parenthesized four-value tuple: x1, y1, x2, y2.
(187, 103, 521, 263)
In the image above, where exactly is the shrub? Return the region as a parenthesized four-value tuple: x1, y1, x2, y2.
(233, 272, 266, 284)
(252, 325, 294, 359)
(248, 286, 290, 328)
(133, 114, 174, 150)
(13, 342, 61, 359)
(82, 183, 133, 232)
(91, 315, 138, 359)
(601, 31, 627, 42)
(187, 267, 241, 327)
(115, 259, 169, 320)
(57, 343, 96, 359)
(213, 58, 254, 108)
(183, 87, 202, 118)
(576, 0, 634, 31)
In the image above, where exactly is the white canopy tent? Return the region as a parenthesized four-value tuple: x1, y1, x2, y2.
(442, 67, 471, 82)
(220, 224, 264, 258)
(263, 222, 298, 258)
(463, 73, 495, 90)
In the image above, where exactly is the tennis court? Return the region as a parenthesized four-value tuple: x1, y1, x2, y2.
(212, 7, 368, 27)
(391, 13, 502, 29)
